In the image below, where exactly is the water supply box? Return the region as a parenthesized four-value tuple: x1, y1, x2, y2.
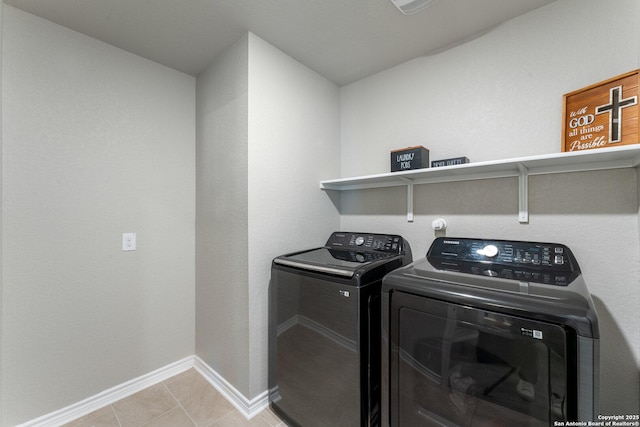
(391, 146, 429, 172)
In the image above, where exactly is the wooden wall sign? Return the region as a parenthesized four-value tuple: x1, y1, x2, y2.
(562, 70, 639, 152)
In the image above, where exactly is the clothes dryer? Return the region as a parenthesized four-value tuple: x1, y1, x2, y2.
(382, 237, 599, 426)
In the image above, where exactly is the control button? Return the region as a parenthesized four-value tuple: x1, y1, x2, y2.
(483, 269, 499, 277)
(555, 255, 564, 265)
(355, 236, 365, 246)
(555, 247, 564, 254)
(478, 244, 499, 258)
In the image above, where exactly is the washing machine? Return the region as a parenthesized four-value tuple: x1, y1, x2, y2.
(381, 237, 599, 426)
(269, 231, 412, 427)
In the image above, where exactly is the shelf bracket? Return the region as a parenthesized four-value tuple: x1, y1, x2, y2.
(400, 177, 414, 222)
(518, 163, 529, 223)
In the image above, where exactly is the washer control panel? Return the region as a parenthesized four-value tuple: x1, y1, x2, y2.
(427, 237, 580, 286)
(326, 232, 406, 254)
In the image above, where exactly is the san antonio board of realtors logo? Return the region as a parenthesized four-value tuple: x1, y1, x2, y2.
(562, 70, 639, 152)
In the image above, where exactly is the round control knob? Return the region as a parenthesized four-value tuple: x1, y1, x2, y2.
(355, 236, 365, 246)
(482, 244, 499, 258)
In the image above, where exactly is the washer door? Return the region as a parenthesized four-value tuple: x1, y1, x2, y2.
(269, 267, 376, 427)
(388, 291, 571, 426)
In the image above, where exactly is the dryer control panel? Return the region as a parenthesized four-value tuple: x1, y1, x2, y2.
(427, 237, 581, 286)
(326, 232, 406, 254)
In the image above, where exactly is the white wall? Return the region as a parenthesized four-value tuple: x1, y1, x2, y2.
(195, 32, 340, 399)
(196, 34, 251, 396)
(341, 0, 639, 177)
(0, 1, 4, 424)
(2, 7, 196, 425)
(247, 33, 341, 397)
(339, 0, 639, 415)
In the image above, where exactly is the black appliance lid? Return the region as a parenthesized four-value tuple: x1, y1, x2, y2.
(273, 232, 408, 278)
(274, 247, 397, 277)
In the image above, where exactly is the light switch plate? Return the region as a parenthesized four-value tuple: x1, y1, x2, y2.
(122, 233, 136, 251)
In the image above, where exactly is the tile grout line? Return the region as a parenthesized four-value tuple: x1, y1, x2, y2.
(61, 369, 282, 427)
(162, 382, 200, 427)
(164, 370, 238, 427)
(132, 384, 188, 427)
(138, 407, 190, 427)
(113, 383, 185, 427)
(207, 409, 240, 427)
(109, 404, 123, 427)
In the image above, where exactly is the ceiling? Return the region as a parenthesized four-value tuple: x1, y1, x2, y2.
(4, 0, 556, 86)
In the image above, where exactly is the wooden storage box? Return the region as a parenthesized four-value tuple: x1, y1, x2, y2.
(391, 146, 429, 172)
(562, 70, 639, 152)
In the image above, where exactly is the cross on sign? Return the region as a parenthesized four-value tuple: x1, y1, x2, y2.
(595, 85, 638, 143)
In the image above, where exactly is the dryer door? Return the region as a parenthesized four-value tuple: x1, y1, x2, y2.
(388, 291, 572, 426)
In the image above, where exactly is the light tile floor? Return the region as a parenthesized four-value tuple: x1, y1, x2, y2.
(62, 369, 285, 427)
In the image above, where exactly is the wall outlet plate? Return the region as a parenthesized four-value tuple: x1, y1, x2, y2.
(122, 233, 136, 251)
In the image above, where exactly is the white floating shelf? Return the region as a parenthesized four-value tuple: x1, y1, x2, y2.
(320, 145, 640, 223)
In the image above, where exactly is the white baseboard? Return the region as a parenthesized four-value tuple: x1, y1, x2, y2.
(193, 356, 269, 419)
(17, 356, 267, 427)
